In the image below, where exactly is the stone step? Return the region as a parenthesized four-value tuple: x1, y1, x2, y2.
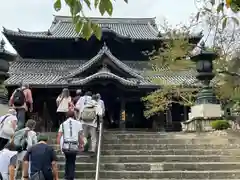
(56, 155, 240, 163)
(55, 170, 240, 179)
(103, 133, 169, 138)
(52, 145, 240, 155)
(16, 162, 96, 172)
(102, 149, 240, 156)
(103, 138, 238, 144)
(51, 162, 240, 171)
(98, 162, 240, 171)
(102, 144, 240, 150)
(57, 155, 96, 162)
(58, 162, 96, 170)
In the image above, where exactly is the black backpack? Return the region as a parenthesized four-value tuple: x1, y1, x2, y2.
(13, 88, 25, 106)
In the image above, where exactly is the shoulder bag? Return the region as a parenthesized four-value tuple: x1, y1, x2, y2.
(0, 115, 14, 137)
(61, 120, 79, 154)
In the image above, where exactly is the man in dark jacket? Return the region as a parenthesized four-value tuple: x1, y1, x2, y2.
(22, 134, 58, 180)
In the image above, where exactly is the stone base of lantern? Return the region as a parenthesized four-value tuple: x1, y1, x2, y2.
(181, 104, 223, 132)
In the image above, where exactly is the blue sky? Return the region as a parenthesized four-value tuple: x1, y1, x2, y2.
(0, 0, 199, 53)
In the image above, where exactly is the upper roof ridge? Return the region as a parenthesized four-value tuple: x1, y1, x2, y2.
(53, 15, 156, 25)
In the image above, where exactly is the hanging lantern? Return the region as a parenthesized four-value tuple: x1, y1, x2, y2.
(121, 110, 126, 121)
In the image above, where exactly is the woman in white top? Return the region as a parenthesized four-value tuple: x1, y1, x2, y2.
(0, 109, 17, 151)
(56, 88, 72, 127)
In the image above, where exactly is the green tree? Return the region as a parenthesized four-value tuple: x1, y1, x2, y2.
(195, 0, 239, 30)
(142, 21, 199, 118)
(142, 9, 240, 119)
(54, 0, 127, 40)
(202, 5, 240, 115)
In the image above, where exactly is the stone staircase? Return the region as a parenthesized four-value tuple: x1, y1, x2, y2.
(17, 131, 240, 179)
(99, 131, 240, 179)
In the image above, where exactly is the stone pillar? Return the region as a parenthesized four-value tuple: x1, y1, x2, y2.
(119, 98, 126, 130)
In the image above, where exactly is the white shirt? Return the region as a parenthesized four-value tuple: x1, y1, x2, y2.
(58, 117, 83, 151)
(0, 114, 17, 139)
(56, 96, 71, 112)
(97, 99, 105, 114)
(80, 100, 103, 128)
(75, 95, 92, 113)
(0, 149, 18, 180)
(26, 129, 38, 149)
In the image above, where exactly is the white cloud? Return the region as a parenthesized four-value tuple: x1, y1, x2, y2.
(0, 0, 198, 30)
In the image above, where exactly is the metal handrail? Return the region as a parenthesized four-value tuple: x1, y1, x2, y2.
(95, 122, 103, 180)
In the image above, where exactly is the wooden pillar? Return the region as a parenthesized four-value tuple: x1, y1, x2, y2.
(184, 106, 188, 121)
(119, 98, 126, 130)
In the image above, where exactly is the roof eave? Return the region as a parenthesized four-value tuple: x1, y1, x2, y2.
(3, 32, 161, 41)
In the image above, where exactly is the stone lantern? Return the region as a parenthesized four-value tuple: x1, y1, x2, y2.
(181, 42, 223, 132)
(191, 42, 218, 104)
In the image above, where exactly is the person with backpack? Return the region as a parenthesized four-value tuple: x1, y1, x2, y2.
(22, 134, 59, 180)
(57, 111, 83, 180)
(15, 119, 38, 179)
(0, 109, 17, 150)
(75, 91, 92, 119)
(9, 84, 33, 130)
(79, 94, 103, 155)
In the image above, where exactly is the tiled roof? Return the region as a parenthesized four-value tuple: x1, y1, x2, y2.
(0, 40, 17, 61)
(5, 72, 64, 86)
(149, 70, 200, 86)
(3, 16, 160, 40)
(66, 43, 144, 79)
(5, 57, 199, 87)
(70, 67, 138, 86)
(4, 58, 152, 86)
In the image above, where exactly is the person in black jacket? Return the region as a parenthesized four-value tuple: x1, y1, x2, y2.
(22, 135, 59, 180)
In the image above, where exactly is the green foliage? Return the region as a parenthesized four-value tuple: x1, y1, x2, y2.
(53, 0, 127, 40)
(213, 51, 240, 112)
(211, 120, 230, 130)
(151, 28, 195, 71)
(142, 85, 198, 119)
